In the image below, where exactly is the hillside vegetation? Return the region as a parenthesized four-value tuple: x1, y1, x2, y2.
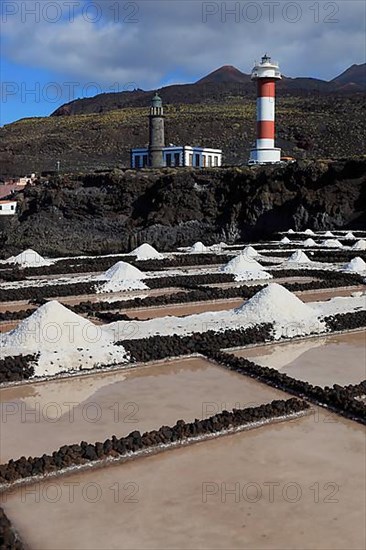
(1, 95, 365, 176)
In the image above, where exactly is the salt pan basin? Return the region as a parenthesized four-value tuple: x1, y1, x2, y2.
(231, 330, 366, 388)
(0, 357, 288, 463)
(2, 410, 364, 550)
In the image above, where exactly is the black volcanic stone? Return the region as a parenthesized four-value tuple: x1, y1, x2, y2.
(83, 445, 98, 461)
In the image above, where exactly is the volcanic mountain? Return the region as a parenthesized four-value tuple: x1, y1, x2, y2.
(331, 63, 366, 90)
(196, 65, 251, 84)
(49, 62, 366, 118)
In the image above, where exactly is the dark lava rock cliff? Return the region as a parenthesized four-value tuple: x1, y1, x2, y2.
(1, 159, 365, 257)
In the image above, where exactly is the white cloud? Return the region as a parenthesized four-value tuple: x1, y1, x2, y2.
(2, 0, 365, 88)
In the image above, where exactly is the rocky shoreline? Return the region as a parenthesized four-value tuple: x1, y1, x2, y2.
(1, 159, 365, 257)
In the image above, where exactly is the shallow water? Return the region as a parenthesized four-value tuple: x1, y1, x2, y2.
(298, 286, 365, 303)
(0, 357, 287, 462)
(2, 410, 364, 550)
(122, 298, 245, 319)
(231, 331, 366, 387)
(0, 287, 185, 310)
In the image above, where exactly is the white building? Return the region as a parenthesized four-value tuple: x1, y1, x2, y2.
(131, 146, 222, 169)
(5, 174, 36, 186)
(18, 173, 36, 185)
(0, 200, 17, 215)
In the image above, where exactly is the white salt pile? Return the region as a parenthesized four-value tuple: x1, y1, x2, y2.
(304, 229, 315, 235)
(234, 283, 323, 338)
(322, 239, 343, 248)
(287, 250, 312, 264)
(5, 249, 53, 268)
(0, 301, 129, 377)
(97, 261, 149, 293)
(188, 242, 208, 253)
(352, 239, 366, 251)
(106, 283, 325, 342)
(242, 246, 258, 258)
(303, 238, 317, 247)
(323, 231, 334, 237)
(131, 243, 164, 261)
(280, 237, 291, 244)
(344, 232, 356, 240)
(221, 254, 272, 281)
(103, 261, 144, 281)
(341, 257, 366, 274)
(287, 229, 295, 234)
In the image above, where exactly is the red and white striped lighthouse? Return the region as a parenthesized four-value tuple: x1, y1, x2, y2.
(249, 54, 282, 165)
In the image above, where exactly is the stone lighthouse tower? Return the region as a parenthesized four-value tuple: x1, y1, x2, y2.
(249, 54, 282, 165)
(149, 92, 165, 167)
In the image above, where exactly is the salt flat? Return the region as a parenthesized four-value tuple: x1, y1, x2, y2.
(231, 330, 366, 387)
(0, 356, 288, 462)
(2, 410, 364, 550)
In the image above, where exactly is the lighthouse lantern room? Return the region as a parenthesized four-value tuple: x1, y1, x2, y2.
(249, 54, 282, 165)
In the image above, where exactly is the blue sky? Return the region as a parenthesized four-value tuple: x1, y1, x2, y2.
(1, 0, 365, 126)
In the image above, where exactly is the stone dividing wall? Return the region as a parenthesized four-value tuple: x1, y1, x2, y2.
(206, 350, 366, 425)
(0, 507, 25, 550)
(0, 355, 36, 384)
(119, 324, 274, 362)
(0, 282, 97, 303)
(129, 255, 231, 272)
(0, 309, 34, 322)
(0, 325, 273, 384)
(324, 311, 366, 332)
(270, 269, 364, 284)
(145, 273, 234, 288)
(0, 398, 309, 487)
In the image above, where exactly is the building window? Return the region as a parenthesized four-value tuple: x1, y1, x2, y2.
(166, 153, 172, 166)
(11, 205, 15, 210)
(135, 155, 140, 168)
(214, 156, 219, 167)
(174, 153, 180, 166)
(208, 156, 212, 167)
(195, 154, 200, 167)
(202, 156, 206, 168)
(189, 154, 193, 166)
(143, 155, 148, 167)
(0, 206, 2, 210)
